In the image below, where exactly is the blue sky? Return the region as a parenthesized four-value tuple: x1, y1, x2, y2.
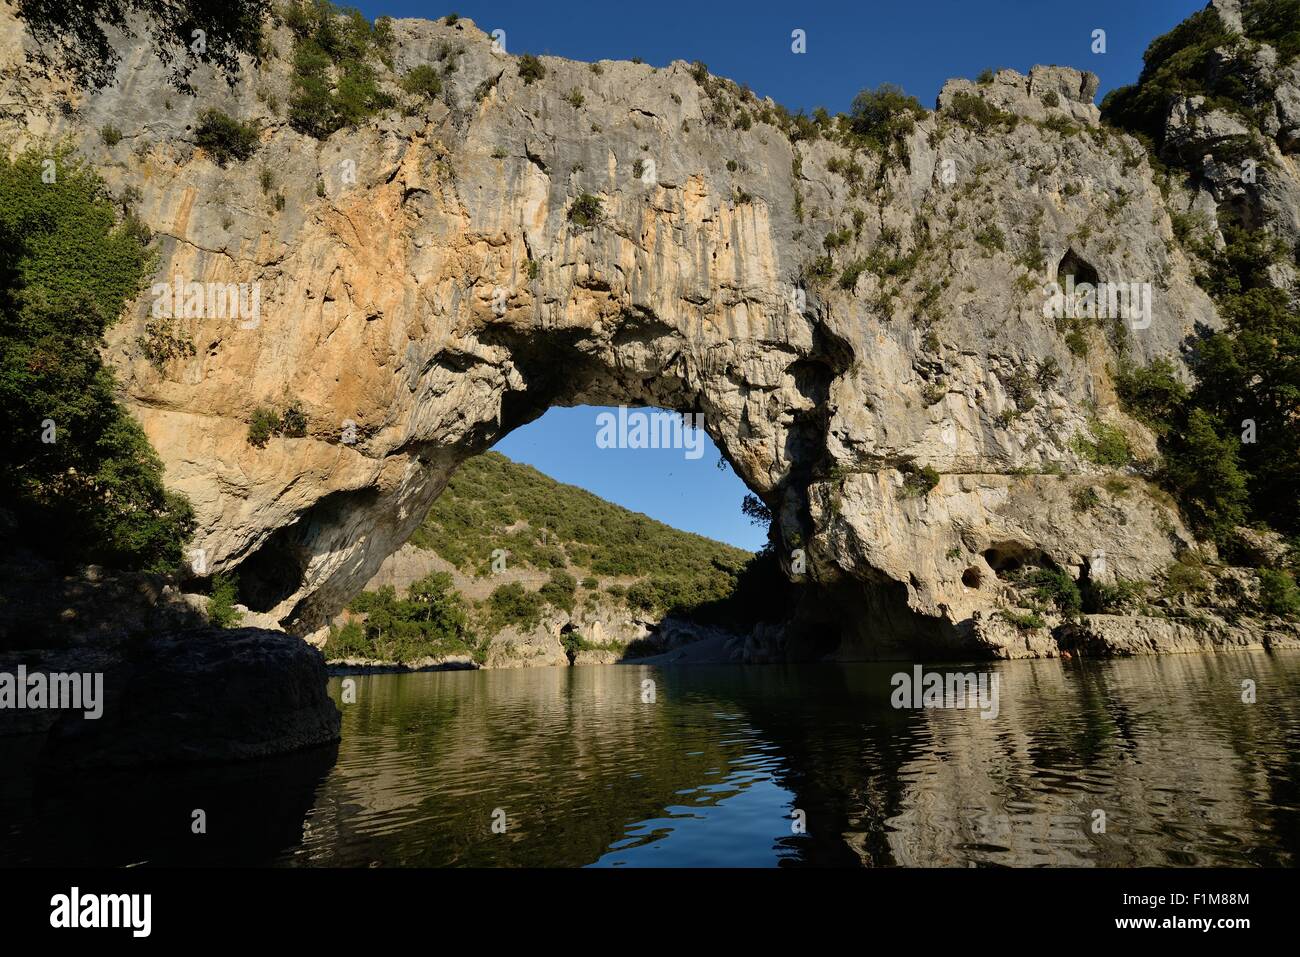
(355, 0, 1205, 550)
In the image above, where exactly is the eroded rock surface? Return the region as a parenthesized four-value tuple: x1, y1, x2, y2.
(2, 4, 1296, 659)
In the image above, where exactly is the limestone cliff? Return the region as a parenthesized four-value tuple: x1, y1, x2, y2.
(2, 1, 1297, 659)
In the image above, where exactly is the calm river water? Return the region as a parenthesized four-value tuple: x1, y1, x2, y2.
(4, 652, 1300, 866)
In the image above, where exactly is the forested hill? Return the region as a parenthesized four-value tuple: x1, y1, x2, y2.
(411, 451, 753, 614)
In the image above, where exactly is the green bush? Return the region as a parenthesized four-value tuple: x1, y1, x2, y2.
(538, 569, 577, 613)
(1258, 568, 1300, 617)
(487, 581, 546, 631)
(838, 260, 867, 290)
(247, 407, 279, 447)
(899, 463, 940, 498)
(0, 146, 194, 573)
(280, 400, 308, 437)
(100, 125, 122, 146)
(974, 225, 1006, 253)
(1162, 409, 1250, 541)
(339, 573, 475, 663)
(518, 54, 545, 85)
(847, 83, 925, 148)
(567, 193, 602, 227)
(208, 572, 243, 628)
(1164, 553, 1209, 599)
(287, 0, 396, 138)
(1115, 357, 1188, 437)
(194, 108, 260, 165)
(1072, 418, 1133, 468)
(1085, 578, 1145, 613)
(1070, 486, 1101, 513)
(945, 91, 1018, 131)
(400, 64, 442, 100)
(1001, 609, 1047, 631)
(1022, 567, 1083, 617)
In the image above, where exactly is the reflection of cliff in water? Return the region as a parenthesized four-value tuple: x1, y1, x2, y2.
(284, 667, 775, 867)
(3, 651, 1298, 867)
(717, 653, 1300, 867)
(0, 738, 338, 866)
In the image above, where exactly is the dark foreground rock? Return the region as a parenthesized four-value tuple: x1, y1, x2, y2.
(1, 628, 341, 769)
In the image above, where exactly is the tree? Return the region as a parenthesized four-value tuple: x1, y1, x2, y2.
(1162, 409, 1249, 541)
(207, 572, 243, 628)
(741, 493, 772, 526)
(848, 83, 926, 145)
(0, 146, 194, 573)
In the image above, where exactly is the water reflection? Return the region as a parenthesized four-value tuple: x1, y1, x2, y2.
(3, 651, 1299, 867)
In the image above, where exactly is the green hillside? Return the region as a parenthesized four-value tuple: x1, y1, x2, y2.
(411, 451, 752, 610)
(327, 452, 792, 663)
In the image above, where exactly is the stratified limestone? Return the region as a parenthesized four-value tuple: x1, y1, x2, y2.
(2, 4, 1296, 659)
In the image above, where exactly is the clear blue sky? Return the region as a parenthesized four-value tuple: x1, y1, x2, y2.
(354, 0, 1204, 551)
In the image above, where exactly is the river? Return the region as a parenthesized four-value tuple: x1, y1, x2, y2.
(4, 652, 1299, 866)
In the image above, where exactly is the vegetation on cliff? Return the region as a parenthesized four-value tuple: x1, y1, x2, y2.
(0, 146, 194, 573)
(1102, 4, 1300, 552)
(283, 0, 398, 137)
(328, 572, 478, 663)
(1101, 1, 1300, 150)
(412, 451, 771, 618)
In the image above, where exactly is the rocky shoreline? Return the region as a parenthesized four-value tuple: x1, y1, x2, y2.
(0, 628, 341, 770)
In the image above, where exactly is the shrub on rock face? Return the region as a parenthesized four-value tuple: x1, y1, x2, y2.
(400, 64, 442, 100)
(194, 109, 260, 165)
(945, 91, 1018, 131)
(848, 83, 926, 146)
(1259, 569, 1300, 618)
(539, 570, 577, 613)
(207, 572, 243, 628)
(518, 54, 545, 85)
(1072, 418, 1132, 468)
(286, 0, 397, 139)
(487, 581, 545, 631)
(899, 463, 940, 498)
(247, 407, 281, 447)
(1022, 567, 1083, 618)
(567, 193, 602, 227)
(280, 400, 308, 438)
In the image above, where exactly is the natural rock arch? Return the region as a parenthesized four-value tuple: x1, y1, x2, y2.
(0, 10, 1225, 658)
(240, 308, 847, 637)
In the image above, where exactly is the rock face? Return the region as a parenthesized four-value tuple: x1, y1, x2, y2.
(1, 5, 1295, 659)
(2, 628, 342, 768)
